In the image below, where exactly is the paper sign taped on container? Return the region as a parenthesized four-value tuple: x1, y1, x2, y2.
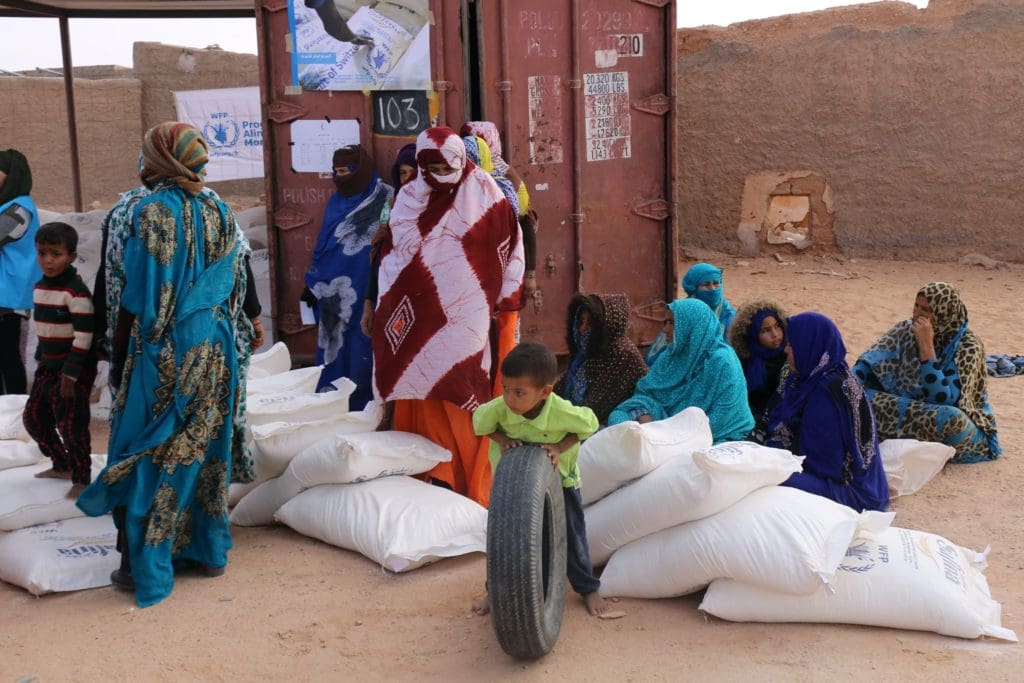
(290, 119, 360, 173)
(289, 1, 431, 91)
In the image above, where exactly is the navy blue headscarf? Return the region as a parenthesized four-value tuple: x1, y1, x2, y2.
(745, 309, 786, 392)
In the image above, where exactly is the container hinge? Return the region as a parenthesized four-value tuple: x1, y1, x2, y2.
(267, 99, 308, 124)
(632, 93, 672, 116)
(272, 203, 312, 231)
(261, 0, 289, 12)
(631, 197, 672, 221)
(567, 79, 582, 89)
(495, 80, 512, 92)
(633, 0, 671, 8)
(570, 213, 584, 223)
(433, 80, 453, 93)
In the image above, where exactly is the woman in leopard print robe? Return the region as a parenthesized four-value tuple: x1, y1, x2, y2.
(852, 282, 1000, 463)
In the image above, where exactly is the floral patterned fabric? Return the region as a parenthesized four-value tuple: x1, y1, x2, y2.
(78, 180, 245, 608)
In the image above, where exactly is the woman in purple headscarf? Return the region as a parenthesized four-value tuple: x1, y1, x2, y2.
(751, 312, 889, 512)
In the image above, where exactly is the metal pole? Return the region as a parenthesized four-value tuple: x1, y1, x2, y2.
(570, 0, 585, 293)
(58, 15, 83, 212)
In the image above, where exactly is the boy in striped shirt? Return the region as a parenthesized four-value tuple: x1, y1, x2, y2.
(23, 222, 96, 499)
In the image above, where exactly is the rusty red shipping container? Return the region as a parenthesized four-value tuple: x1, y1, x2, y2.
(255, 0, 677, 361)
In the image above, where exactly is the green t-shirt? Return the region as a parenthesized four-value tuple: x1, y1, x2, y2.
(472, 393, 599, 488)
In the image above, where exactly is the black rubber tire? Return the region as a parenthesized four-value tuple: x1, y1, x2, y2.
(486, 444, 567, 660)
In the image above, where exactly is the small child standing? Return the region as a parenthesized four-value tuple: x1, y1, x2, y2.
(23, 222, 96, 499)
(472, 341, 609, 616)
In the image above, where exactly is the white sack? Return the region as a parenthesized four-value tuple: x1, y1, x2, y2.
(0, 515, 119, 595)
(246, 365, 324, 397)
(0, 395, 30, 441)
(275, 478, 486, 572)
(250, 401, 380, 480)
(245, 379, 356, 428)
(700, 526, 1017, 642)
(228, 480, 260, 508)
(0, 455, 107, 531)
(233, 426, 450, 527)
(579, 407, 713, 505)
(0, 440, 45, 470)
(586, 441, 803, 566)
(880, 439, 954, 497)
(599, 486, 892, 599)
(249, 341, 291, 376)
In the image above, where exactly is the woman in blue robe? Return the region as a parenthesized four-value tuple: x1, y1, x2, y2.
(303, 145, 393, 408)
(77, 123, 249, 607)
(753, 312, 889, 512)
(608, 298, 753, 443)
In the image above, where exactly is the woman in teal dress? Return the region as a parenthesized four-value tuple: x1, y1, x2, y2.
(77, 122, 248, 607)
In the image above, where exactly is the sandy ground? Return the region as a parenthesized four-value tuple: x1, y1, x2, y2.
(2, 254, 1022, 681)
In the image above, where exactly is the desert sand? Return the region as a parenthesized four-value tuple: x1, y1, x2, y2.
(2, 253, 1022, 681)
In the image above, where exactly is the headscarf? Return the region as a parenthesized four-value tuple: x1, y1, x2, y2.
(460, 121, 510, 176)
(609, 299, 753, 441)
(390, 142, 418, 190)
(555, 293, 648, 424)
(140, 122, 209, 196)
(463, 135, 520, 215)
(855, 282, 997, 446)
(682, 262, 736, 333)
(766, 312, 877, 471)
(0, 149, 32, 206)
(332, 144, 376, 197)
(729, 299, 789, 393)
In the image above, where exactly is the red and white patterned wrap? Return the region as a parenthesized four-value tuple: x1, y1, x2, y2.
(373, 127, 524, 407)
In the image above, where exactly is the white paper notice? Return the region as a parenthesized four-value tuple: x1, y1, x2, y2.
(299, 301, 316, 325)
(290, 119, 360, 173)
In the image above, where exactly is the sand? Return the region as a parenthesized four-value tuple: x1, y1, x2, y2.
(2, 254, 1022, 681)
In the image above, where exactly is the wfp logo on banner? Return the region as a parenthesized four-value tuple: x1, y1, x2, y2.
(204, 114, 241, 151)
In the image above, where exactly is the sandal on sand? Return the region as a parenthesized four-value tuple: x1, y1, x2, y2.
(110, 569, 134, 591)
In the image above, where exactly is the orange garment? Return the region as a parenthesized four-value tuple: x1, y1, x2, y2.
(393, 311, 519, 509)
(393, 399, 492, 507)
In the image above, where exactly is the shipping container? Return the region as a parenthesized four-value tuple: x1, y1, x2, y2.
(255, 0, 677, 360)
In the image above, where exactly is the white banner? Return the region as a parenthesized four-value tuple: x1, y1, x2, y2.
(173, 86, 263, 182)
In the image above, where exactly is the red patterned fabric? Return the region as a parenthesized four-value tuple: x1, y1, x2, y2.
(374, 127, 524, 408)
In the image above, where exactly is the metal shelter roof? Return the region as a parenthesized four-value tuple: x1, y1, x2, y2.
(0, 1, 254, 18)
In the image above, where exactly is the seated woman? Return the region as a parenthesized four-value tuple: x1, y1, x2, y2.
(729, 299, 788, 421)
(554, 293, 647, 425)
(682, 262, 736, 336)
(853, 282, 1000, 463)
(753, 312, 889, 512)
(608, 299, 753, 443)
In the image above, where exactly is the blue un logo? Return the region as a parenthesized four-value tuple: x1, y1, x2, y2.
(204, 119, 241, 148)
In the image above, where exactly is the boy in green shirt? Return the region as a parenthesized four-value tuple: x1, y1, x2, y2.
(472, 341, 608, 616)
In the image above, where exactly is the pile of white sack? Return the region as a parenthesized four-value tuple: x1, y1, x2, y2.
(583, 409, 1016, 642)
(0, 395, 119, 596)
(232, 343, 488, 573)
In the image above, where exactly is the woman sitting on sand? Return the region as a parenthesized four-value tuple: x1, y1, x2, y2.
(681, 262, 736, 337)
(753, 312, 889, 512)
(608, 299, 753, 443)
(853, 282, 1000, 463)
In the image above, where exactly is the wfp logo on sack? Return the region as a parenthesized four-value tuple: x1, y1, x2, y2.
(204, 113, 241, 150)
(838, 540, 877, 574)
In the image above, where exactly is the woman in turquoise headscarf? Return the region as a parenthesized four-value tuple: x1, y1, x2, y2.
(682, 262, 736, 336)
(78, 122, 248, 608)
(608, 299, 753, 442)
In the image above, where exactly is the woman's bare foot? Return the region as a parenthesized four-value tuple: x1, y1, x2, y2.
(471, 593, 491, 616)
(65, 483, 87, 500)
(35, 468, 71, 480)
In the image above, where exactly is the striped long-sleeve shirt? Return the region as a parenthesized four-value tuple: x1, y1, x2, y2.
(33, 265, 95, 380)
